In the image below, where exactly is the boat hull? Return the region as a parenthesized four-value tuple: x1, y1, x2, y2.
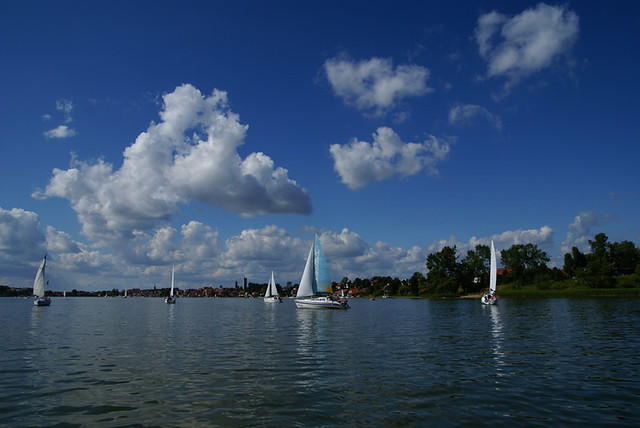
(34, 297, 51, 306)
(295, 296, 349, 309)
(165, 297, 176, 304)
(480, 294, 498, 305)
(264, 296, 281, 303)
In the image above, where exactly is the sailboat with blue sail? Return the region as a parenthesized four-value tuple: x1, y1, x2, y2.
(295, 235, 349, 310)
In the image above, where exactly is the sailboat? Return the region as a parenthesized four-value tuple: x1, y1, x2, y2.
(165, 265, 176, 304)
(263, 270, 281, 303)
(481, 240, 499, 305)
(294, 235, 349, 310)
(33, 255, 51, 306)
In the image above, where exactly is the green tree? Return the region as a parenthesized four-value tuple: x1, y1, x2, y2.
(578, 233, 616, 288)
(563, 246, 587, 277)
(460, 244, 490, 293)
(609, 240, 640, 275)
(425, 245, 461, 294)
(408, 272, 426, 296)
(500, 243, 550, 287)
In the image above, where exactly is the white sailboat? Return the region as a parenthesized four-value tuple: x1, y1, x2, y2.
(481, 240, 499, 305)
(165, 265, 176, 304)
(295, 235, 349, 310)
(33, 255, 51, 306)
(263, 270, 281, 303)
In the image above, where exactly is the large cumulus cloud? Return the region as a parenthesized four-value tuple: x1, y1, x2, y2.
(36, 84, 311, 242)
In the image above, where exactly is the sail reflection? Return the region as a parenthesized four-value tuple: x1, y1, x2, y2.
(489, 305, 506, 376)
(294, 309, 330, 388)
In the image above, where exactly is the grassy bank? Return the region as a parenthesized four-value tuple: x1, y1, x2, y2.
(494, 280, 640, 298)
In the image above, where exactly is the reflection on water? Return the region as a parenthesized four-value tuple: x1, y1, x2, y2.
(1, 297, 640, 426)
(489, 305, 506, 376)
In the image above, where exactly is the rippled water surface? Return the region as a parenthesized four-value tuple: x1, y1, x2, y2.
(1, 297, 639, 426)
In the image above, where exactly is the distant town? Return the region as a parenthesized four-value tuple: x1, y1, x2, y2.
(0, 278, 370, 299)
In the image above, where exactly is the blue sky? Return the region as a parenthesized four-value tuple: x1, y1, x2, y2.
(1, 0, 639, 291)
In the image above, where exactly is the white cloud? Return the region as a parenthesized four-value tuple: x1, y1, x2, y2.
(448, 103, 502, 130)
(428, 226, 555, 256)
(329, 127, 452, 189)
(319, 228, 368, 258)
(44, 125, 77, 138)
(37, 84, 311, 242)
(475, 3, 579, 90)
(324, 234, 425, 280)
(45, 226, 81, 253)
(561, 211, 611, 254)
(56, 98, 74, 123)
(324, 55, 431, 115)
(0, 207, 46, 259)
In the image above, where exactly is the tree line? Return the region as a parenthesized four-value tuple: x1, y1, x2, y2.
(337, 233, 640, 297)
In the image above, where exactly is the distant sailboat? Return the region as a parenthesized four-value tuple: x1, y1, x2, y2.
(263, 270, 281, 303)
(122, 288, 128, 298)
(295, 235, 349, 310)
(33, 255, 51, 306)
(481, 241, 498, 305)
(165, 265, 176, 304)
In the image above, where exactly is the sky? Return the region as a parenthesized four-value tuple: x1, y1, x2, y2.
(1, 0, 639, 292)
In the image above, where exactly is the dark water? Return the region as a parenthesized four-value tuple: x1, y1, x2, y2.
(1, 297, 639, 427)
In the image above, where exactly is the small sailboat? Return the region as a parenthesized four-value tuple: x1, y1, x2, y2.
(165, 265, 176, 304)
(295, 235, 349, 310)
(33, 255, 51, 306)
(263, 270, 281, 303)
(481, 240, 498, 305)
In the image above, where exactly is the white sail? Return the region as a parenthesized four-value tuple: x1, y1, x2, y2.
(170, 265, 175, 297)
(265, 270, 278, 297)
(33, 255, 47, 298)
(296, 243, 316, 298)
(490, 240, 497, 294)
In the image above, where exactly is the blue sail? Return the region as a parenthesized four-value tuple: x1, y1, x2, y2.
(313, 234, 332, 293)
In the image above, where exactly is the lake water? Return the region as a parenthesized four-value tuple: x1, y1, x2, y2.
(1, 297, 639, 427)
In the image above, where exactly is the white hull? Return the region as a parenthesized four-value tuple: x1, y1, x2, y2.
(481, 293, 498, 305)
(165, 296, 176, 304)
(295, 296, 349, 310)
(263, 296, 281, 303)
(34, 297, 51, 306)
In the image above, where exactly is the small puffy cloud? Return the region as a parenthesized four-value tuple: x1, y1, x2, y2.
(56, 98, 74, 123)
(330, 127, 452, 190)
(561, 211, 611, 254)
(324, 55, 432, 116)
(475, 3, 579, 90)
(43, 98, 77, 138)
(448, 103, 502, 130)
(38, 84, 311, 242)
(319, 228, 368, 258)
(44, 125, 77, 138)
